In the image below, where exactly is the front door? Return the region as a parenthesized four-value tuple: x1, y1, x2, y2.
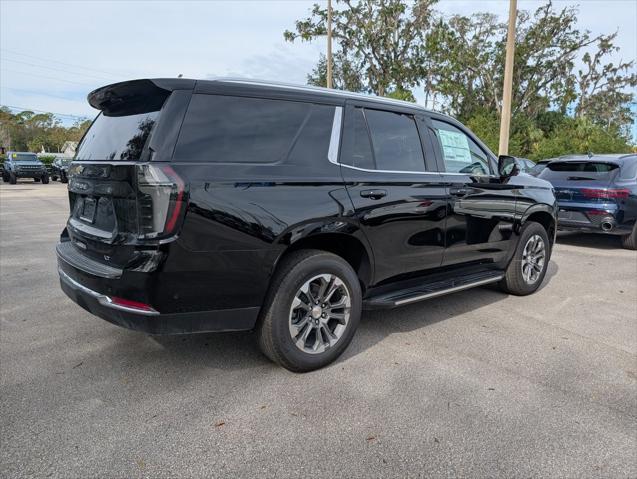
(427, 117, 519, 268)
(338, 103, 447, 284)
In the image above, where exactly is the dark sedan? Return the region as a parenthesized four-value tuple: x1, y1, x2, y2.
(537, 154, 637, 249)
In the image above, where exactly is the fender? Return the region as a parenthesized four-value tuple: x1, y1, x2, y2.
(518, 202, 559, 247)
(519, 202, 558, 224)
(270, 217, 376, 288)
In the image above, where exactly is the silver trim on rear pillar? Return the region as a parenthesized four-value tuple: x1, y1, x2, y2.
(327, 107, 342, 165)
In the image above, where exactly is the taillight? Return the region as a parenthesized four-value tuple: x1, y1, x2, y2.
(109, 296, 158, 313)
(136, 164, 186, 239)
(581, 188, 630, 199)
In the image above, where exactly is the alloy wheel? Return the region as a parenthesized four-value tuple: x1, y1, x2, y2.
(288, 274, 351, 354)
(521, 234, 546, 284)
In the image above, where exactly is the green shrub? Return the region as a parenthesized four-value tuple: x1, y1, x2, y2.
(38, 155, 57, 166)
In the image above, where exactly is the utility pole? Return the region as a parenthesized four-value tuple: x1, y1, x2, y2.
(326, 0, 333, 89)
(498, 0, 517, 156)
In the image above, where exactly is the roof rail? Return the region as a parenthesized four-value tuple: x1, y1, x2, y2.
(211, 77, 431, 112)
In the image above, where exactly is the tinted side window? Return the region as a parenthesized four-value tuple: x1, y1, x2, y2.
(431, 120, 491, 175)
(287, 104, 336, 165)
(365, 109, 425, 172)
(339, 107, 375, 170)
(174, 94, 311, 163)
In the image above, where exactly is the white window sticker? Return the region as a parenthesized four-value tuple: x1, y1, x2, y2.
(438, 129, 472, 164)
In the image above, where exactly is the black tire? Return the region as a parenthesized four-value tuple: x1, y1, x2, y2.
(9, 173, 17, 185)
(257, 249, 362, 372)
(500, 222, 551, 296)
(2, 173, 9, 182)
(60, 173, 68, 184)
(41, 174, 49, 184)
(52, 175, 58, 182)
(621, 223, 637, 250)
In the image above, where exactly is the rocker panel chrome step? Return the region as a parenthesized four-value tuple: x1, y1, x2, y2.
(363, 271, 504, 310)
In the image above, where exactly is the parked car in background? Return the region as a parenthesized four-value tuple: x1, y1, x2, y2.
(516, 158, 537, 174)
(51, 157, 72, 182)
(529, 159, 552, 177)
(57, 78, 557, 372)
(537, 154, 637, 249)
(2, 152, 49, 184)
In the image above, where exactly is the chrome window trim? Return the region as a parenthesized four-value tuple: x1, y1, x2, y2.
(339, 163, 440, 175)
(327, 107, 342, 165)
(328, 106, 438, 175)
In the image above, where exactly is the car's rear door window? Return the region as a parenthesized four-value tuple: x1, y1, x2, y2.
(339, 107, 426, 172)
(339, 107, 375, 170)
(364, 109, 425, 172)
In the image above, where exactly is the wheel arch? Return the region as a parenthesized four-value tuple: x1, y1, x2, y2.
(521, 204, 557, 246)
(272, 224, 374, 292)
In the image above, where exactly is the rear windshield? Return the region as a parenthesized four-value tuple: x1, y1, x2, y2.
(9, 153, 39, 162)
(75, 110, 160, 161)
(546, 161, 618, 173)
(540, 161, 619, 181)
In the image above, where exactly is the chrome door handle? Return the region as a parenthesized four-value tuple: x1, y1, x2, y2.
(360, 189, 387, 200)
(450, 187, 469, 197)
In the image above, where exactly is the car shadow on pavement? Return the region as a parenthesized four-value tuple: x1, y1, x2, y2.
(137, 259, 559, 373)
(556, 231, 623, 250)
(341, 259, 559, 364)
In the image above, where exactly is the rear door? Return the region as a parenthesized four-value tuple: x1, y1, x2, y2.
(338, 102, 446, 284)
(427, 116, 519, 268)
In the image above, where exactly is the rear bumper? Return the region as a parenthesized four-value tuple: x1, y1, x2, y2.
(556, 203, 633, 235)
(57, 253, 260, 335)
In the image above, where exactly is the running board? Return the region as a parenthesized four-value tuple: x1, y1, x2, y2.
(363, 271, 504, 310)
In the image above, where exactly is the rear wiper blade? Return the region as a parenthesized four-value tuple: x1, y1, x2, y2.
(566, 176, 596, 181)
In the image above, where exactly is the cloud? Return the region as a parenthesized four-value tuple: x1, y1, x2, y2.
(1, 0, 634, 129)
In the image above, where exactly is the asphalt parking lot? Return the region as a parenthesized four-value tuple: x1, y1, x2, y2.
(1, 180, 636, 478)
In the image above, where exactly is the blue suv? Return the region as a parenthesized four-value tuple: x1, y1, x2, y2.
(2, 152, 49, 184)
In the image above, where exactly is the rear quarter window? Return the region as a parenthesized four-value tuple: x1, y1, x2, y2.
(174, 94, 334, 164)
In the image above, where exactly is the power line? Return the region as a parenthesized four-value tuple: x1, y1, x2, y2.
(1, 85, 91, 102)
(0, 48, 127, 79)
(1, 68, 98, 87)
(2, 58, 117, 83)
(2, 104, 93, 120)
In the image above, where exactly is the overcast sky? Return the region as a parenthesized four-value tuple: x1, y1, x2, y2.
(1, 0, 635, 124)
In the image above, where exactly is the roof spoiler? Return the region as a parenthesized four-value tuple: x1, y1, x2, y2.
(88, 79, 195, 116)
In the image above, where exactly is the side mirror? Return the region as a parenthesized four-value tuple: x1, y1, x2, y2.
(498, 155, 521, 177)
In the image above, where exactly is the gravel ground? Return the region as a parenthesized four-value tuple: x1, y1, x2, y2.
(1, 180, 636, 478)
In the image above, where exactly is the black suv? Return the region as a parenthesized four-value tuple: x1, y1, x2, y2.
(57, 79, 557, 372)
(3, 152, 49, 184)
(51, 157, 73, 183)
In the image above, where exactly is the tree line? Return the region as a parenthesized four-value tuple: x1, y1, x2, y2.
(0, 107, 92, 154)
(285, 0, 636, 159)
